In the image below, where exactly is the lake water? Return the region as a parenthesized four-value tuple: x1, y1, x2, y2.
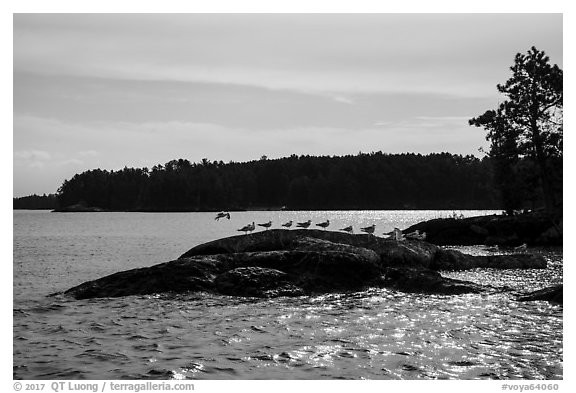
(13, 210, 563, 380)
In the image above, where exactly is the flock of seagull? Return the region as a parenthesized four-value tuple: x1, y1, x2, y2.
(214, 211, 426, 241)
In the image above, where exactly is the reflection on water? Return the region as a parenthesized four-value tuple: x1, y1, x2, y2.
(13, 288, 563, 380)
(13, 210, 562, 380)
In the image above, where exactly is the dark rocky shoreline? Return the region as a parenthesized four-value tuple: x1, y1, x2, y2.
(65, 229, 556, 302)
(517, 284, 563, 304)
(404, 212, 562, 247)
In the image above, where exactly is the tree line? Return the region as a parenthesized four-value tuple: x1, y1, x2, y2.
(45, 152, 503, 211)
(13, 193, 58, 210)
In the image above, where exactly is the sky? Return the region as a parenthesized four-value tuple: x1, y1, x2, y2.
(13, 13, 563, 197)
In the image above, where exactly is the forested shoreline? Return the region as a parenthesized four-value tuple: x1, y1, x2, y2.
(13, 193, 58, 210)
(15, 152, 506, 211)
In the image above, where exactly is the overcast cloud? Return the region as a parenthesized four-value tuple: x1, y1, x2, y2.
(13, 13, 563, 197)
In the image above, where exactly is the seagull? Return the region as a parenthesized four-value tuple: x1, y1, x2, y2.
(316, 219, 330, 230)
(282, 220, 293, 228)
(384, 228, 403, 240)
(340, 225, 353, 233)
(360, 224, 375, 235)
(405, 229, 426, 240)
(215, 212, 230, 221)
(258, 220, 272, 230)
(405, 229, 419, 239)
(296, 220, 312, 229)
(392, 228, 405, 241)
(238, 222, 255, 235)
(514, 243, 528, 252)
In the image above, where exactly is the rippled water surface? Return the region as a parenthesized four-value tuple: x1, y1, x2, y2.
(13, 210, 562, 380)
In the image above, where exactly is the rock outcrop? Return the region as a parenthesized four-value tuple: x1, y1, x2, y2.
(404, 213, 562, 246)
(65, 257, 224, 299)
(65, 229, 547, 300)
(182, 229, 446, 270)
(381, 267, 485, 295)
(431, 249, 547, 270)
(53, 201, 104, 212)
(215, 267, 305, 298)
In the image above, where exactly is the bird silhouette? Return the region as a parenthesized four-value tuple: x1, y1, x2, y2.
(514, 243, 528, 252)
(392, 228, 405, 241)
(258, 220, 272, 230)
(405, 229, 426, 240)
(238, 222, 255, 234)
(340, 225, 353, 233)
(316, 219, 330, 230)
(296, 220, 312, 229)
(215, 212, 230, 221)
(360, 224, 375, 235)
(282, 220, 293, 228)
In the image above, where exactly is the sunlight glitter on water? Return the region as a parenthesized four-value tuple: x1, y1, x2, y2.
(13, 288, 563, 379)
(13, 210, 562, 380)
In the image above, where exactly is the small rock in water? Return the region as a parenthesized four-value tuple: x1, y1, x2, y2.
(517, 284, 563, 304)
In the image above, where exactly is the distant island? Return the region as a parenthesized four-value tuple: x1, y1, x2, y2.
(13, 194, 58, 210)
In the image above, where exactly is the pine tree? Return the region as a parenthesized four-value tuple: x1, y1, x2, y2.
(470, 47, 562, 214)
